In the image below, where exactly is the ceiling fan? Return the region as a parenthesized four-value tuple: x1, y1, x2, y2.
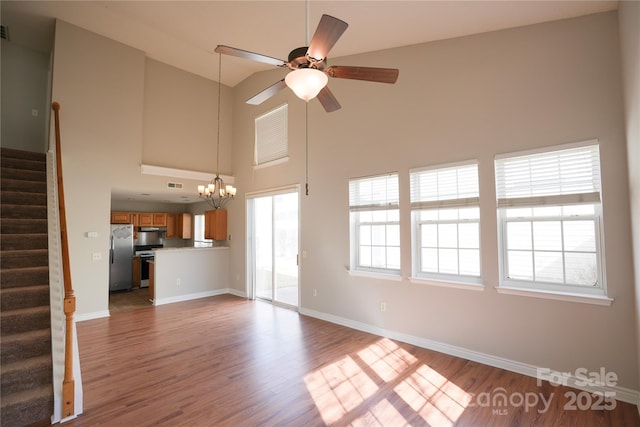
(214, 14, 399, 112)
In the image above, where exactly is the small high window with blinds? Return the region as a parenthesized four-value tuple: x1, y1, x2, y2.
(255, 104, 288, 166)
(494, 140, 605, 294)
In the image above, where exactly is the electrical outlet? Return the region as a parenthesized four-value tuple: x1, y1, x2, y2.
(176, 278, 181, 286)
(380, 302, 387, 312)
(313, 289, 317, 297)
(91, 252, 101, 261)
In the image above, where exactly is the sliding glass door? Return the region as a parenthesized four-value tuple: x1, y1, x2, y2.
(248, 188, 299, 308)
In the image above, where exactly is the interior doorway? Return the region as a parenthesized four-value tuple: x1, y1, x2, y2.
(247, 187, 299, 308)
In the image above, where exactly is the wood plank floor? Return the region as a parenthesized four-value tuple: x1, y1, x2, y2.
(63, 294, 639, 426)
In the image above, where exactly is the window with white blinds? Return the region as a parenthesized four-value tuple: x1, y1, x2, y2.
(495, 142, 601, 208)
(410, 161, 481, 281)
(255, 104, 288, 166)
(495, 141, 605, 295)
(349, 173, 400, 274)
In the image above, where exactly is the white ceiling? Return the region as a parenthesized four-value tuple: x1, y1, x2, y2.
(3, 1, 618, 88)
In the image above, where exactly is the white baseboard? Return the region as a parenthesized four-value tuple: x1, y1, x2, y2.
(75, 310, 110, 322)
(226, 288, 247, 298)
(299, 307, 640, 406)
(154, 289, 228, 306)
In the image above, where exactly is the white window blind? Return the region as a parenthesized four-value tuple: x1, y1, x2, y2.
(495, 142, 601, 208)
(410, 161, 479, 210)
(255, 104, 288, 165)
(349, 173, 399, 211)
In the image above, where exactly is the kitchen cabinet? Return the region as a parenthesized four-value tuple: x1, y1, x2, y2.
(205, 209, 227, 240)
(148, 260, 155, 301)
(176, 213, 192, 239)
(166, 214, 177, 238)
(132, 256, 141, 288)
(166, 213, 192, 239)
(137, 212, 166, 227)
(111, 211, 131, 224)
(138, 213, 153, 226)
(153, 213, 167, 226)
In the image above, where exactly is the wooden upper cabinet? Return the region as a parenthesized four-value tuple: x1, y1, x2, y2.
(176, 213, 192, 239)
(138, 213, 153, 226)
(111, 211, 131, 224)
(205, 209, 227, 241)
(165, 214, 177, 238)
(165, 213, 192, 239)
(153, 213, 167, 227)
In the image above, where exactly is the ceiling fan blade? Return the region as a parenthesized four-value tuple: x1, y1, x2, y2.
(326, 66, 399, 84)
(246, 79, 287, 105)
(215, 45, 285, 67)
(316, 86, 341, 112)
(307, 15, 348, 60)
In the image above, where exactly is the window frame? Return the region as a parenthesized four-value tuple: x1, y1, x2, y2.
(349, 173, 401, 276)
(409, 160, 482, 284)
(494, 140, 607, 298)
(193, 214, 213, 247)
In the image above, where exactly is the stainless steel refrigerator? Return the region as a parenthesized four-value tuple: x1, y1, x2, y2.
(109, 224, 134, 292)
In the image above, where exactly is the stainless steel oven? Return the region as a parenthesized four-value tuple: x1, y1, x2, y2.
(135, 244, 162, 288)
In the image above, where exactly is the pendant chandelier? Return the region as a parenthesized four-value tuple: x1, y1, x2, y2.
(197, 53, 236, 209)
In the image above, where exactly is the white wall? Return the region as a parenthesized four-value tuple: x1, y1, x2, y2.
(153, 247, 229, 304)
(617, 0, 640, 391)
(1, 40, 50, 152)
(50, 21, 233, 317)
(230, 11, 639, 391)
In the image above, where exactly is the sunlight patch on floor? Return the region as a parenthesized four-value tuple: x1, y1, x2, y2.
(304, 337, 471, 426)
(357, 338, 417, 382)
(304, 355, 379, 425)
(394, 364, 471, 426)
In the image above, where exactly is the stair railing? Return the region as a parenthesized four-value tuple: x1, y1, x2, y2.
(51, 102, 76, 418)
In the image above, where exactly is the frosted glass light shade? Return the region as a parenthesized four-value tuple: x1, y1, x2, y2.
(285, 68, 328, 101)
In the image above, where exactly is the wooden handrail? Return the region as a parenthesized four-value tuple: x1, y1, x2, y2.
(52, 102, 76, 418)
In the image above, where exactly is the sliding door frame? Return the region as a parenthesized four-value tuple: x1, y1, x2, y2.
(246, 184, 301, 309)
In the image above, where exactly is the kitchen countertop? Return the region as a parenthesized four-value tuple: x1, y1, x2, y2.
(154, 246, 229, 253)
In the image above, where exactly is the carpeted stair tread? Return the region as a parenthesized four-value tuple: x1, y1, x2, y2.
(1, 190, 47, 206)
(0, 384, 54, 427)
(0, 233, 48, 251)
(1, 354, 53, 395)
(0, 166, 46, 182)
(1, 249, 49, 269)
(1, 218, 48, 234)
(1, 203, 47, 219)
(0, 156, 46, 173)
(0, 329, 52, 364)
(1, 305, 51, 335)
(1, 178, 47, 194)
(1, 285, 50, 310)
(0, 147, 46, 162)
(0, 266, 49, 288)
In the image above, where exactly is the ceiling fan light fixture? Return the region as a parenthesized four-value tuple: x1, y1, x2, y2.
(285, 68, 328, 101)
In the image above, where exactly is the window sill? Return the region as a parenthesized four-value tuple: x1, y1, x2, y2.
(409, 277, 485, 291)
(348, 269, 402, 282)
(495, 286, 613, 306)
(254, 156, 289, 170)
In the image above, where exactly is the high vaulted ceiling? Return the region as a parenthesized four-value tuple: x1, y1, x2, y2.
(2, 1, 618, 88)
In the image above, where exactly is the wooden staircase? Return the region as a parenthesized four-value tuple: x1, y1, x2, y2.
(1, 147, 54, 426)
